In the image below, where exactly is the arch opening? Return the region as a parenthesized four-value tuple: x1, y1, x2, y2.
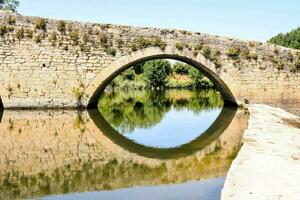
(86, 49, 238, 108)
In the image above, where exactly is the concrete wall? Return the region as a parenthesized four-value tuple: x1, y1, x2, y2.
(0, 11, 299, 108)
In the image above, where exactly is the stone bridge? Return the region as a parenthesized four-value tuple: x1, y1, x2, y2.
(0, 11, 299, 109)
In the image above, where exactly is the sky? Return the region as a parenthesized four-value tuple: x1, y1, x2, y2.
(18, 0, 300, 42)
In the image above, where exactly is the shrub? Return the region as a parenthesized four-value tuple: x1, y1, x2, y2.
(152, 37, 166, 50)
(227, 47, 240, 59)
(82, 32, 90, 44)
(131, 43, 138, 51)
(202, 45, 211, 58)
(0, 25, 7, 36)
(99, 32, 108, 44)
(106, 47, 116, 56)
(69, 30, 79, 45)
(250, 52, 258, 60)
(242, 48, 250, 59)
(34, 33, 42, 43)
(287, 51, 294, 61)
(25, 29, 33, 38)
(175, 42, 184, 50)
(194, 43, 203, 51)
(57, 20, 66, 33)
(7, 26, 14, 32)
(274, 47, 279, 54)
(134, 36, 151, 49)
(15, 27, 24, 40)
(49, 32, 58, 45)
(117, 38, 124, 48)
(295, 59, 300, 69)
(79, 43, 90, 52)
(35, 18, 47, 30)
(276, 61, 285, 70)
(87, 27, 93, 35)
(7, 16, 16, 25)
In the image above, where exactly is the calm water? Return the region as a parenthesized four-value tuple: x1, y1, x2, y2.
(0, 89, 249, 200)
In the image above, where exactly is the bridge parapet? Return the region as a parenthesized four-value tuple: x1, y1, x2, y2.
(0, 11, 299, 108)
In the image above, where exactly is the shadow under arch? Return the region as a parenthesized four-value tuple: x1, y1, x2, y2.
(88, 106, 237, 159)
(86, 47, 238, 108)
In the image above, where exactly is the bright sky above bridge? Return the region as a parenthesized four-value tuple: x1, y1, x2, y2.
(18, 0, 300, 42)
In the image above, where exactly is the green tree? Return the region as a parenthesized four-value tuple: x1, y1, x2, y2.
(172, 62, 190, 75)
(268, 27, 300, 50)
(143, 59, 172, 89)
(0, 0, 19, 12)
(189, 67, 213, 89)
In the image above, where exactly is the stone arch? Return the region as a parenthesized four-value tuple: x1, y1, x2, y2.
(83, 46, 240, 108)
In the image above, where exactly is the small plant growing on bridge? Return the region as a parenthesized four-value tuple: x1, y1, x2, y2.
(69, 30, 79, 45)
(295, 59, 300, 70)
(242, 48, 250, 59)
(49, 31, 57, 41)
(7, 26, 14, 32)
(49, 31, 58, 46)
(7, 15, 16, 25)
(276, 61, 285, 70)
(135, 36, 151, 49)
(131, 43, 138, 51)
(227, 47, 240, 59)
(73, 87, 84, 101)
(152, 37, 166, 50)
(57, 20, 66, 33)
(202, 45, 211, 59)
(35, 18, 47, 31)
(194, 43, 203, 51)
(250, 52, 258, 60)
(106, 47, 116, 56)
(15, 27, 24, 40)
(175, 42, 184, 50)
(117, 38, 124, 48)
(34, 33, 43, 43)
(25, 29, 33, 38)
(287, 51, 293, 62)
(82, 32, 90, 44)
(0, 25, 7, 36)
(99, 32, 108, 47)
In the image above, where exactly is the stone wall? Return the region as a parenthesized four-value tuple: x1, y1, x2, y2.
(0, 11, 299, 108)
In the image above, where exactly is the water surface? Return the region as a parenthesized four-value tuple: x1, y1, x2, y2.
(0, 89, 248, 200)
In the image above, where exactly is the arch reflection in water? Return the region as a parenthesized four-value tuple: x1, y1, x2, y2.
(98, 89, 224, 148)
(0, 108, 248, 199)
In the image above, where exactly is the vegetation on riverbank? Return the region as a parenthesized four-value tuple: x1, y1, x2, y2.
(98, 89, 223, 133)
(108, 59, 214, 90)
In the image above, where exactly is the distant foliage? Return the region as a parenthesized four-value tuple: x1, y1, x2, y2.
(0, 0, 19, 12)
(268, 27, 300, 50)
(173, 62, 190, 75)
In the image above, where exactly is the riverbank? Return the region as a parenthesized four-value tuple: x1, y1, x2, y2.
(222, 104, 300, 199)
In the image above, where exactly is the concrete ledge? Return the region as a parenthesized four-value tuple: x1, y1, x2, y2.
(222, 104, 300, 200)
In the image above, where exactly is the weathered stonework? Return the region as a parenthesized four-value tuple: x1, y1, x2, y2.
(0, 11, 299, 108)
